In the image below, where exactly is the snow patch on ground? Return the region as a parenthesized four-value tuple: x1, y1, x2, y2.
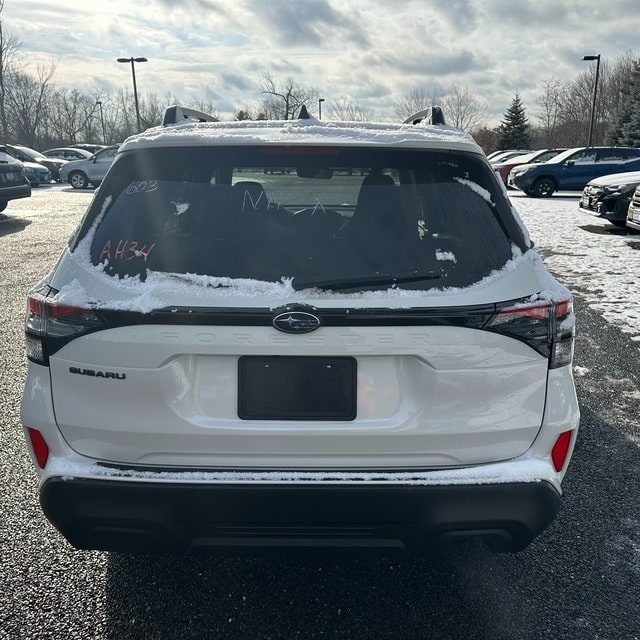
(514, 193, 640, 342)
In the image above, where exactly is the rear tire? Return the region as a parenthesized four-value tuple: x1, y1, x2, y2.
(531, 178, 555, 198)
(69, 171, 89, 189)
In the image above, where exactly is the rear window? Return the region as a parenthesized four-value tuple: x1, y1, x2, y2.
(76, 146, 525, 291)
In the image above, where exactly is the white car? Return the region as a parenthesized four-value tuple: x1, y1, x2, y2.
(59, 145, 119, 189)
(21, 106, 580, 555)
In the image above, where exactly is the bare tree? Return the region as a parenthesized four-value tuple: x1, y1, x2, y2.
(46, 88, 104, 146)
(554, 53, 635, 146)
(536, 78, 563, 146)
(183, 98, 220, 121)
(259, 73, 319, 120)
(109, 88, 138, 141)
(5, 59, 56, 147)
(0, 0, 22, 141)
(565, 68, 599, 146)
(441, 84, 487, 131)
(393, 86, 445, 122)
(327, 98, 374, 122)
(138, 92, 167, 130)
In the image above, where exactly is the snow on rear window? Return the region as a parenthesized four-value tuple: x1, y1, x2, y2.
(59, 146, 537, 310)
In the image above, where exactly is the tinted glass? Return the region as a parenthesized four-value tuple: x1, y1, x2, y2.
(534, 150, 562, 162)
(597, 148, 638, 161)
(569, 149, 597, 163)
(77, 146, 525, 291)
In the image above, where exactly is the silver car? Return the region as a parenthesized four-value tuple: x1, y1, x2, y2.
(59, 145, 119, 189)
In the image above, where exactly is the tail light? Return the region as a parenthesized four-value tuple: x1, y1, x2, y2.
(486, 298, 575, 369)
(25, 290, 104, 365)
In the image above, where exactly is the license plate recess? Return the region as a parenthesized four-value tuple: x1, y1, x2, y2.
(238, 356, 357, 420)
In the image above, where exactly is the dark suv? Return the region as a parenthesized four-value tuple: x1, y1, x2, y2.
(0, 146, 31, 212)
(508, 146, 640, 197)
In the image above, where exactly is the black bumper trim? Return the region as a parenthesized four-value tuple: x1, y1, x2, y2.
(40, 477, 562, 554)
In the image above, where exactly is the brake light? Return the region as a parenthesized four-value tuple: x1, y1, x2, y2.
(486, 298, 575, 368)
(25, 292, 104, 365)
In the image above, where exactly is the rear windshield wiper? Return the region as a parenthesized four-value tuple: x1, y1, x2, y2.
(291, 272, 441, 292)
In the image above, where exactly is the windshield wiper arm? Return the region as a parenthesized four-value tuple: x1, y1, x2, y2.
(292, 272, 441, 292)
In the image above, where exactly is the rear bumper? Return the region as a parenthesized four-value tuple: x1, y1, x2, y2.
(40, 475, 561, 554)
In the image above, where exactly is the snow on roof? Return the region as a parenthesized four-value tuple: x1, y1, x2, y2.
(120, 117, 482, 154)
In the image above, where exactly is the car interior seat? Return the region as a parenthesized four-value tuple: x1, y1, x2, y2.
(345, 171, 423, 272)
(232, 181, 269, 216)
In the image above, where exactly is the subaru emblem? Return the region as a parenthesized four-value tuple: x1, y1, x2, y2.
(273, 311, 321, 334)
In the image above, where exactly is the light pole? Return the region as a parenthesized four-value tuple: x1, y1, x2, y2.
(117, 56, 148, 133)
(582, 54, 601, 147)
(95, 101, 106, 144)
(318, 98, 325, 120)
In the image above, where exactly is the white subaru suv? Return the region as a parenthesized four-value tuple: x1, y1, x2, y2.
(21, 106, 579, 554)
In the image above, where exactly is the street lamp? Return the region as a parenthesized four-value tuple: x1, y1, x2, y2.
(95, 101, 106, 145)
(582, 54, 601, 147)
(318, 98, 325, 120)
(117, 56, 148, 133)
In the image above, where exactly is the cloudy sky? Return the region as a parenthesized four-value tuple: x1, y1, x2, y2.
(3, 0, 639, 124)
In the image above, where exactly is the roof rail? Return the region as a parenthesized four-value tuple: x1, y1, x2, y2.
(162, 105, 217, 126)
(403, 106, 446, 126)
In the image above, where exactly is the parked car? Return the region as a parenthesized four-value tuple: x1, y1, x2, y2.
(21, 161, 51, 186)
(493, 149, 567, 186)
(579, 171, 640, 226)
(0, 146, 31, 212)
(5, 144, 65, 181)
(69, 143, 107, 154)
(43, 147, 93, 161)
(20, 105, 579, 556)
(488, 149, 534, 165)
(508, 146, 640, 197)
(59, 145, 119, 189)
(485, 150, 508, 161)
(626, 184, 640, 232)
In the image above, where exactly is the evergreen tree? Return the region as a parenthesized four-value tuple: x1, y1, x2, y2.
(606, 59, 640, 147)
(497, 93, 531, 149)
